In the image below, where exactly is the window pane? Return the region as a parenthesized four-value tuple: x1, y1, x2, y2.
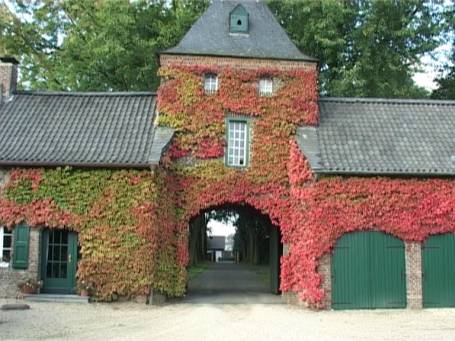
(53, 262, 60, 278)
(260, 78, 273, 96)
(3, 234, 11, 248)
(61, 246, 68, 262)
(204, 74, 218, 93)
(47, 262, 52, 277)
(3, 250, 11, 262)
(60, 263, 67, 278)
(227, 121, 248, 167)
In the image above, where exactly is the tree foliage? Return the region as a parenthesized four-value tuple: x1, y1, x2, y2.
(0, 0, 209, 91)
(268, 0, 451, 98)
(0, 0, 452, 96)
(432, 45, 455, 100)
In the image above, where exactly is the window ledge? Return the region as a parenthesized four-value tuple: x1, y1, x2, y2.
(0, 262, 10, 268)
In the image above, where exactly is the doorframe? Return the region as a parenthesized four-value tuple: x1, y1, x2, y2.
(40, 229, 78, 294)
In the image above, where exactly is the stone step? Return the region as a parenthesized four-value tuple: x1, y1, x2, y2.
(24, 294, 89, 304)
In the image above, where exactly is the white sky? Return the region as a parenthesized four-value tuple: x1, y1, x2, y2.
(412, 42, 453, 91)
(207, 219, 236, 237)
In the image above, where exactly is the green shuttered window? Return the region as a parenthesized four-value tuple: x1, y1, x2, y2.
(12, 224, 30, 269)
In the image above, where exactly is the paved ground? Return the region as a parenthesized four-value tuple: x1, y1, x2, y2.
(184, 262, 282, 304)
(2, 264, 455, 340)
(2, 299, 455, 340)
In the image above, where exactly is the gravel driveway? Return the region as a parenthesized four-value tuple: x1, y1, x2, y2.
(2, 299, 455, 340)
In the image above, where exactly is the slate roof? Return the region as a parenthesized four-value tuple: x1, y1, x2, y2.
(150, 127, 175, 165)
(164, 0, 317, 62)
(297, 98, 455, 176)
(0, 92, 162, 168)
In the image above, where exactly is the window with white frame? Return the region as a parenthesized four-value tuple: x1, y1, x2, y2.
(227, 120, 248, 167)
(259, 78, 273, 96)
(0, 226, 12, 267)
(204, 73, 218, 94)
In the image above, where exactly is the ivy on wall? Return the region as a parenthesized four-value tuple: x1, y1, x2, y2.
(0, 168, 185, 300)
(157, 64, 320, 301)
(282, 171, 455, 307)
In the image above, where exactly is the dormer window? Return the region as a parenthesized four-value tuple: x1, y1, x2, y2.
(259, 78, 273, 96)
(230, 4, 249, 34)
(204, 74, 218, 94)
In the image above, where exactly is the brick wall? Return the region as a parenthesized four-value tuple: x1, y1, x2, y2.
(160, 54, 317, 71)
(405, 241, 423, 309)
(0, 168, 41, 298)
(0, 61, 18, 100)
(318, 253, 332, 308)
(0, 229, 40, 298)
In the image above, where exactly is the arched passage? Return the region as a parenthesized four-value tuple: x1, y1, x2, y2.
(185, 203, 283, 303)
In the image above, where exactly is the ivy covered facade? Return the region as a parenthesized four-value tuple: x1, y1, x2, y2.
(0, 0, 454, 309)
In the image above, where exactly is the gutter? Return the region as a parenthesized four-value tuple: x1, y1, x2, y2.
(159, 51, 319, 64)
(0, 160, 151, 169)
(315, 169, 455, 179)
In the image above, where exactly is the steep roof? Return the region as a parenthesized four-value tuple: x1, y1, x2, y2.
(297, 98, 455, 176)
(164, 0, 316, 62)
(0, 92, 170, 168)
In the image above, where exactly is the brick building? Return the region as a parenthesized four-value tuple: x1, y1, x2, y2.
(0, 0, 454, 309)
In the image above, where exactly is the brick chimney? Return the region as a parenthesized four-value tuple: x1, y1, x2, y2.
(0, 56, 19, 103)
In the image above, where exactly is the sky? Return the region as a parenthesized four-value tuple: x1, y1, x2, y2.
(412, 42, 453, 91)
(207, 219, 236, 237)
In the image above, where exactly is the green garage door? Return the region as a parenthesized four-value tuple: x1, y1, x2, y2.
(422, 234, 455, 308)
(332, 231, 406, 309)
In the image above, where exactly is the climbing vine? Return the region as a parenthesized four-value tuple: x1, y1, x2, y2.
(1, 63, 454, 309)
(0, 168, 185, 300)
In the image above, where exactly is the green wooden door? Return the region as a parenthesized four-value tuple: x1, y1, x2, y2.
(41, 230, 78, 294)
(422, 234, 455, 307)
(269, 227, 282, 294)
(332, 231, 406, 309)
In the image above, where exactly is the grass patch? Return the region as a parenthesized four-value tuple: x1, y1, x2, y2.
(187, 262, 208, 280)
(254, 265, 270, 284)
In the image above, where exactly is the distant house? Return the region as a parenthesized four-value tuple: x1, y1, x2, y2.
(207, 236, 225, 262)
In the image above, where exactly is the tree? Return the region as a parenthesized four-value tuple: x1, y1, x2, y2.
(0, 0, 208, 91)
(268, 0, 451, 98)
(1, 0, 451, 97)
(432, 45, 455, 100)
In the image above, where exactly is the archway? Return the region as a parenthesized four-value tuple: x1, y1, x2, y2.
(185, 203, 283, 303)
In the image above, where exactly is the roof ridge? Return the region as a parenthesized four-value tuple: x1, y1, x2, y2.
(15, 91, 156, 97)
(319, 97, 455, 105)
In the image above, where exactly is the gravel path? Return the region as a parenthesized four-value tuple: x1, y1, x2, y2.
(184, 262, 282, 304)
(2, 299, 455, 340)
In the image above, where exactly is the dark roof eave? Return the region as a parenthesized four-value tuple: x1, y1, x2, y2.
(0, 160, 152, 169)
(14, 91, 157, 97)
(319, 96, 455, 106)
(160, 51, 319, 63)
(314, 169, 455, 178)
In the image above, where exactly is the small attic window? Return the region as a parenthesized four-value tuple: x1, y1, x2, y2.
(259, 78, 273, 96)
(204, 73, 218, 94)
(230, 4, 249, 34)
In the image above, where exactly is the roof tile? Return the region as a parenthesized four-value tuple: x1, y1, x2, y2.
(0, 92, 157, 167)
